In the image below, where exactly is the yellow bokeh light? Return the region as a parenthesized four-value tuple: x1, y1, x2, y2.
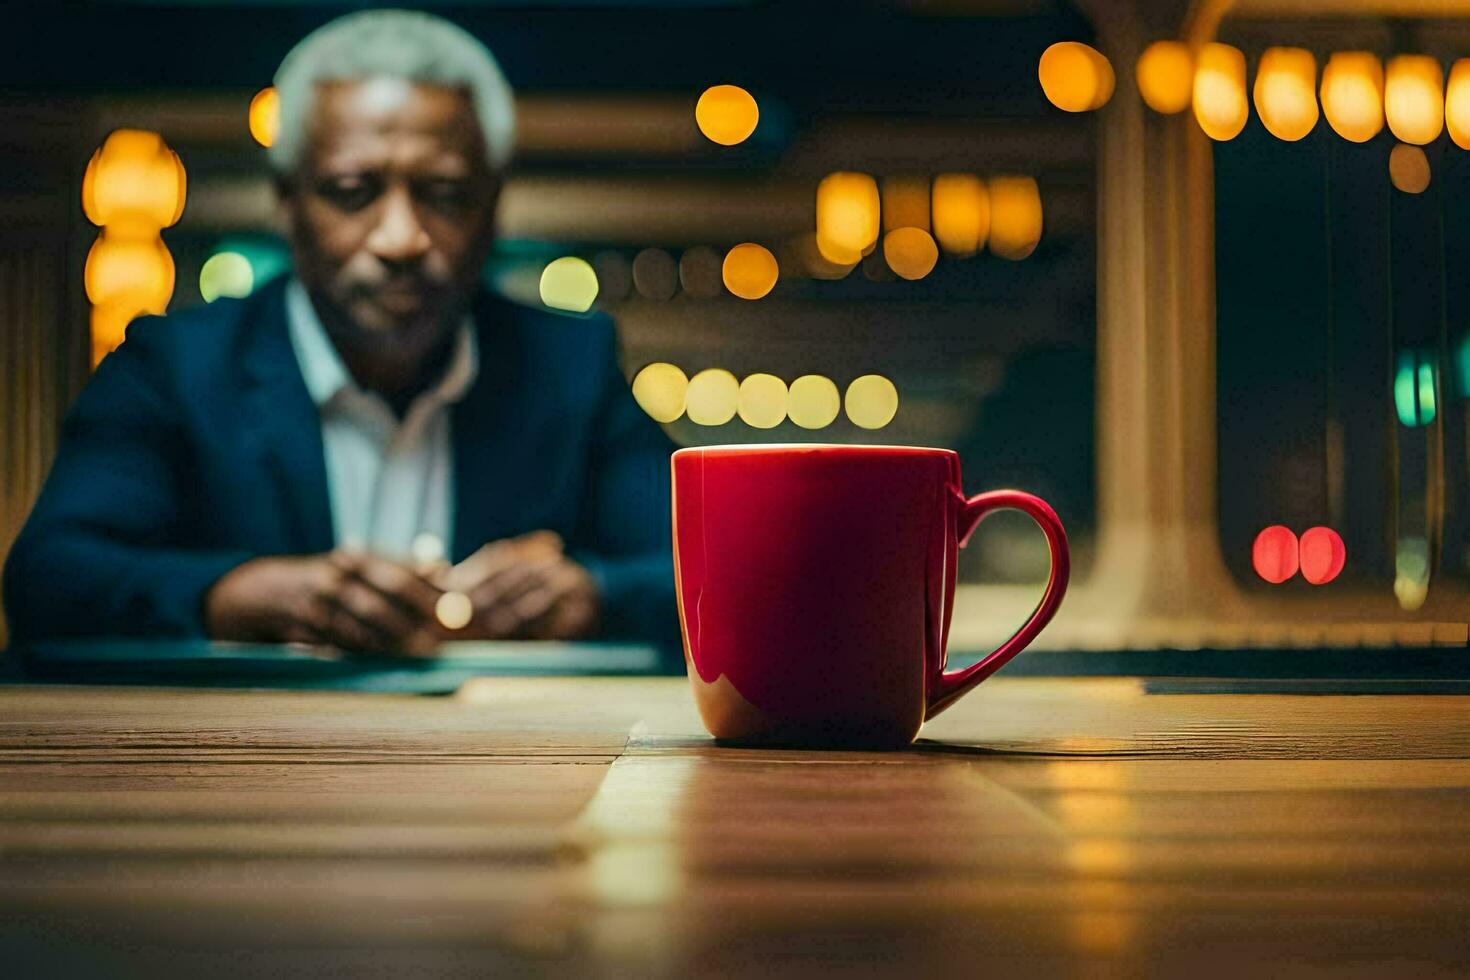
(694, 84, 759, 146)
(1038, 41, 1115, 113)
(787, 375, 840, 429)
(82, 129, 186, 232)
(1321, 52, 1384, 144)
(816, 172, 880, 264)
(685, 368, 739, 426)
(845, 375, 899, 430)
(539, 256, 599, 312)
(1446, 59, 1470, 150)
(1389, 143, 1431, 194)
(1193, 42, 1248, 141)
(721, 243, 779, 300)
(738, 373, 788, 429)
(931, 174, 989, 257)
(199, 251, 254, 303)
(84, 230, 175, 311)
(90, 300, 145, 367)
(1253, 47, 1318, 142)
(882, 227, 939, 281)
(881, 175, 930, 233)
(249, 87, 280, 148)
(1136, 40, 1193, 114)
(1385, 55, 1443, 146)
(988, 176, 1043, 261)
(631, 362, 689, 423)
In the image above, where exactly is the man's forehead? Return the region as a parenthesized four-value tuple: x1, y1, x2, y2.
(306, 77, 485, 167)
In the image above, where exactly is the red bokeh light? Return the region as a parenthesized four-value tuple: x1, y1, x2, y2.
(1299, 526, 1346, 585)
(1252, 525, 1299, 583)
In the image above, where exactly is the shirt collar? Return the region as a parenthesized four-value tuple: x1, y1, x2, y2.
(284, 277, 479, 410)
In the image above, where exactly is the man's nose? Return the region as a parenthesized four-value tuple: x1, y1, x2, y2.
(365, 186, 431, 263)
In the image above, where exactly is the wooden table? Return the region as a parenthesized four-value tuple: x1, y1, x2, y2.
(2, 677, 1468, 977)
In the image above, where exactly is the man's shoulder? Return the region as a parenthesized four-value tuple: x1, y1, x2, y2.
(119, 276, 286, 367)
(478, 292, 618, 361)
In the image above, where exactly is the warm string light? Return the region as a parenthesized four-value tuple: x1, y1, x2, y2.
(1321, 52, 1384, 143)
(815, 172, 880, 265)
(1038, 41, 1115, 113)
(1385, 55, 1443, 145)
(1193, 42, 1249, 141)
(695, 84, 759, 146)
(249, 87, 280, 148)
(630, 366, 897, 430)
(539, 256, 599, 312)
(1136, 40, 1193, 114)
(1253, 47, 1318, 142)
(1446, 59, 1470, 149)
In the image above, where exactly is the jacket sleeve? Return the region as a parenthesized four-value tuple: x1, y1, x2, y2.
(2, 320, 254, 646)
(570, 325, 682, 658)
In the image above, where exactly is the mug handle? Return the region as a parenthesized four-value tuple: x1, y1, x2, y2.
(926, 489, 1070, 719)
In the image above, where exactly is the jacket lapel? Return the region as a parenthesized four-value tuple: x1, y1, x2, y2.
(239, 279, 335, 555)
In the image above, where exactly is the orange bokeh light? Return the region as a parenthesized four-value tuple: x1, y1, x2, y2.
(1252, 525, 1299, 584)
(1298, 527, 1345, 586)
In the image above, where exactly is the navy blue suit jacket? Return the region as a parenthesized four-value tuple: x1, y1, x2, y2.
(3, 277, 679, 651)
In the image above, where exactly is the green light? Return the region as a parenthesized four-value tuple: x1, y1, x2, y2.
(1395, 350, 1437, 427)
(1395, 351, 1418, 426)
(199, 252, 254, 303)
(1418, 360, 1437, 424)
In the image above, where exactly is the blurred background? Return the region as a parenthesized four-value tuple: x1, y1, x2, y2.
(3, 0, 1469, 657)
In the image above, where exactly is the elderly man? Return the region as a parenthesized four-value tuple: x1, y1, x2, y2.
(3, 11, 678, 656)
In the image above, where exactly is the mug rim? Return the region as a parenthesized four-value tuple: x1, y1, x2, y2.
(673, 443, 957, 457)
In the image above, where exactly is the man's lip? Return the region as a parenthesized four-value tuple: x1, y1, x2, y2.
(370, 286, 429, 312)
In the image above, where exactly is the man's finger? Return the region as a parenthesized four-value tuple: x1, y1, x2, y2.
(351, 554, 444, 624)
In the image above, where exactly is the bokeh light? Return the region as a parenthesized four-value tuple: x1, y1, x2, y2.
(881, 175, 930, 233)
(882, 227, 939, 280)
(592, 251, 632, 306)
(1298, 527, 1346, 586)
(738, 373, 788, 429)
(721, 243, 779, 300)
(1136, 40, 1193, 114)
(84, 230, 175, 311)
(679, 246, 723, 299)
(1193, 43, 1249, 141)
(198, 251, 254, 303)
(787, 374, 841, 429)
(931, 174, 989, 257)
(1321, 52, 1384, 143)
(1251, 525, 1298, 584)
(1446, 59, 1470, 149)
(816, 172, 880, 265)
(1253, 47, 1318, 142)
(1038, 41, 1115, 113)
(1394, 536, 1430, 610)
(988, 177, 1043, 261)
(539, 256, 599, 312)
(632, 248, 678, 301)
(1385, 55, 1443, 146)
(845, 374, 899, 430)
(90, 301, 143, 367)
(249, 87, 280, 148)
(1389, 143, 1431, 194)
(82, 129, 187, 232)
(631, 362, 689, 424)
(787, 233, 857, 280)
(1395, 350, 1436, 426)
(685, 368, 740, 425)
(695, 84, 759, 146)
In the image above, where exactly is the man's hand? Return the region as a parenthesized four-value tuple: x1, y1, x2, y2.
(205, 550, 444, 656)
(441, 530, 601, 640)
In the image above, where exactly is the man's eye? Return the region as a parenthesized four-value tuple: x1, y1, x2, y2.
(419, 180, 470, 210)
(318, 179, 378, 211)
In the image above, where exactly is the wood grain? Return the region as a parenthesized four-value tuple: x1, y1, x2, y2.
(3, 678, 1469, 978)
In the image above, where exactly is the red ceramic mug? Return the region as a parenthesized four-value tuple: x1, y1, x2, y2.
(671, 445, 1069, 748)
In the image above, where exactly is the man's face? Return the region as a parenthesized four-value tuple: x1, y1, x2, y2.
(282, 78, 499, 358)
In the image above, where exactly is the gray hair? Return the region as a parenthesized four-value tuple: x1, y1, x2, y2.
(268, 9, 516, 174)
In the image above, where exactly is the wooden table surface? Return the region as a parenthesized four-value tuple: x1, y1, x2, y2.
(2, 677, 1469, 978)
